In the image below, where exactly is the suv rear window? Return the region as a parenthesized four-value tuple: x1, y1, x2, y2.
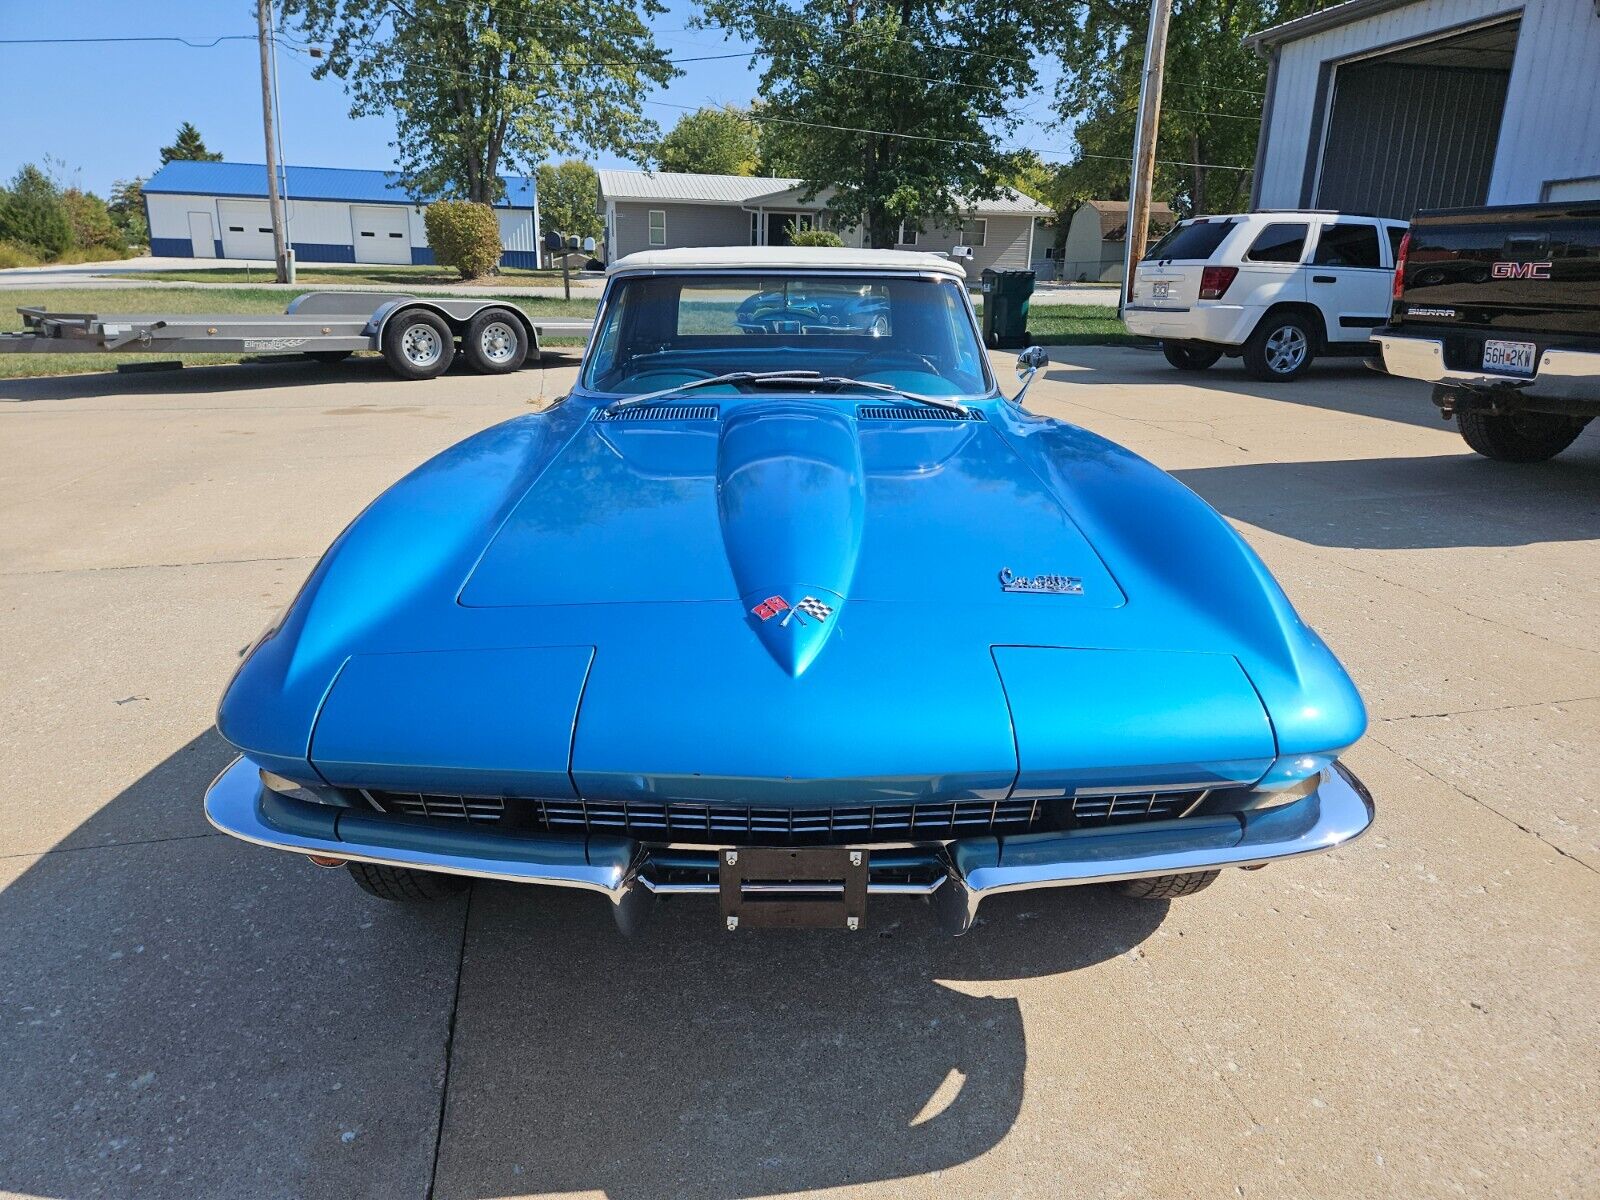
(1245, 222, 1308, 263)
(1312, 222, 1382, 268)
(1145, 219, 1237, 262)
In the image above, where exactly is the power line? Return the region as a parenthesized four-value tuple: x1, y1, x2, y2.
(0, 34, 257, 46)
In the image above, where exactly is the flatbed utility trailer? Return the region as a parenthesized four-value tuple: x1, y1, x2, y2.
(0, 291, 593, 380)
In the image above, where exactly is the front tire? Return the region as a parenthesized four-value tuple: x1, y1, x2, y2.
(1115, 870, 1219, 899)
(1162, 341, 1223, 371)
(347, 861, 468, 902)
(381, 309, 455, 381)
(1243, 312, 1315, 381)
(462, 308, 529, 374)
(1457, 410, 1587, 462)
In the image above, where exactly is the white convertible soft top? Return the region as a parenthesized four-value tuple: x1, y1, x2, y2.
(605, 246, 968, 279)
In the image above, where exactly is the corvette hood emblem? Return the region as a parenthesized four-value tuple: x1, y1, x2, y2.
(999, 567, 1083, 595)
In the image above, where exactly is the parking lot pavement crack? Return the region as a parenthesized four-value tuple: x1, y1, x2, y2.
(425, 884, 473, 1200)
(1368, 731, 1599, 877)
(1379, 694, 1600, 722)
(0, 829, 223, 862)
(0, 553, 317, 578)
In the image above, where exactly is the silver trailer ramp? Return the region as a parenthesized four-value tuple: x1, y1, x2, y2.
(0, 291, 592, 380)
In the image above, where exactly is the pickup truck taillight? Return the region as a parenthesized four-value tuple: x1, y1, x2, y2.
(1392, 231, 1411, 300)
(1198, 266, 1238, 300)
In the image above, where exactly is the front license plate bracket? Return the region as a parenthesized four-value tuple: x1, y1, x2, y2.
(719, 846, 868, 931)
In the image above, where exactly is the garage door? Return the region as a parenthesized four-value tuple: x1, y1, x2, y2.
(217, 200, 275, 260)
(351, 205, 412, 264)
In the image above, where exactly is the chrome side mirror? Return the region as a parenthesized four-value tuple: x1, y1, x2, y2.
(1012, 344, 1049, 405)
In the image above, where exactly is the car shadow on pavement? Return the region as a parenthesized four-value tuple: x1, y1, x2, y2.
(1173, 444, 1600, 550)
(0, 731, 1169, 1200)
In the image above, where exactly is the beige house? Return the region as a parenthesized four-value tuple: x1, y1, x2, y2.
(596, 169, 1051, 277)
(1053, 199, 1176, 283)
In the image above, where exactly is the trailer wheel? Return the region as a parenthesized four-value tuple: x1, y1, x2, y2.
(463, 308, 529, 374)
(305, 350, 352, 365)
(381, 309, 454, 380)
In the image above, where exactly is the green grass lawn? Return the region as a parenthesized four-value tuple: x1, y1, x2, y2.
(0, 286, 596, 379)
(117, 264, 577, 287)
(1015, 304, 1144, 346)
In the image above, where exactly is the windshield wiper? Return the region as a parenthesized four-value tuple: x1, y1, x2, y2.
(604, 370, 968, 414)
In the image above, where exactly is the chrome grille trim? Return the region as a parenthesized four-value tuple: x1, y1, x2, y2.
(1070, 789, 1209, 822)
(857, 404, 984, 422)
(529, 796, 1039, 841)
(363, 790, 505, 823)
(593, 404, 719, 421)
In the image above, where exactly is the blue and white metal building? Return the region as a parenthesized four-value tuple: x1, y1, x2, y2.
(142, 161, 542, 267)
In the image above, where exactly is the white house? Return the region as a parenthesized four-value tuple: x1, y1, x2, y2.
(142, 160, 543, 267)
(596, 170, 1051, 276)
(1246, 0, 1600, 217)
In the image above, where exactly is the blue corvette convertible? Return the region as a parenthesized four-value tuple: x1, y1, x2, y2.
(206, 247, 1373, 934)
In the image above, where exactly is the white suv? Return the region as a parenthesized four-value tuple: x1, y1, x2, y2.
(1125, 211, 1408, 381)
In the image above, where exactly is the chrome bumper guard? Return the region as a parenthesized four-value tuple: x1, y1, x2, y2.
(205, 757, 1374, 935)
(1372, 333, 1600, 402)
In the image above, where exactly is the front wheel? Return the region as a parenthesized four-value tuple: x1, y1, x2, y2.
(1115, 870, 1219, 900)
(1161, 341, 1223, 371)
(381, 309, 455, 381)
(1243, 313, 1315, 381)
(1457, 410, 1587, 462)
(347, 861, 469, 902)
(462, 308, 529, 374)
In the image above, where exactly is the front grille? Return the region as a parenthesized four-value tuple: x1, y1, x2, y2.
(363, 790, 505, 823)
(858, 404, 984, 422)
(1070, 789, 1208, 822)
(593, 404, 719, 421)
(361, 788, 1211, 839)
(529, 796, 1039, 842)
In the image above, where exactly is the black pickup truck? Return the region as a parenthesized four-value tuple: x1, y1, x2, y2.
(1372, 200, 1599, 461)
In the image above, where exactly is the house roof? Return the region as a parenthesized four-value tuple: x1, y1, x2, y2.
(597, 169, 1050, 215)
(1083, 199, 1176, 241)
(143, 160, 537, 208)
(1242, 0, 1415, 53)
(607, 246, 968, 279)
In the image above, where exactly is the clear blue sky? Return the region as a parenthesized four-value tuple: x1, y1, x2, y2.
(0, 1, 1067, 197)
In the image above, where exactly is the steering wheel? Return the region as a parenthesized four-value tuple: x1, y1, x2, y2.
(841, 347, 942, 376)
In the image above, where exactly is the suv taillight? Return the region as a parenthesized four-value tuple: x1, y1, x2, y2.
(1198, 266, 1237, 300)
(1392, 231, 1411, 301)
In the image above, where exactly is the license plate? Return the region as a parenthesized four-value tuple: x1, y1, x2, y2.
(1152, 281, 1171, 300)
(1483, 339, 1536, 375)
(719, 846, 868, 931)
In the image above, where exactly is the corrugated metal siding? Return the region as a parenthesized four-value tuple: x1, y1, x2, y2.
(1489, 0, 1600, 202)
(1253, 0, 1519, 208)
(142, 160, 536, 209)
(1315, 62, 1507, 216)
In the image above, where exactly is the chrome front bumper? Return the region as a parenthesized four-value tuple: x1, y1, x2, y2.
(1372, 332, 1600, 402)
(204, 757, 1374, 935)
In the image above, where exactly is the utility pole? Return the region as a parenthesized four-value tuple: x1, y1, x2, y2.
(257, 0, 292, 283)
(1121, 0, 1173, 309)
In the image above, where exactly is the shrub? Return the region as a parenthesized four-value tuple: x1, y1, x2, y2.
(0, 240, 43, 269)
(0, 165, 71, 257)
(790, 226, 843, 247)
(424, 200, 501, 279)
(108, 178, 149, 249)
(62, 189, 126, 254)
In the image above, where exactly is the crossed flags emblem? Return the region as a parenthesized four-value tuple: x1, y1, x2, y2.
(750, 594, 834, 626)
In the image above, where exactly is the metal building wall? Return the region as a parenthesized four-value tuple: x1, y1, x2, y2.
(1253, 0, 1600, 212)
(1315, 62, 1508, 217)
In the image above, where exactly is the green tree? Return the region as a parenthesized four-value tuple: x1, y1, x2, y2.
(697, 1, 1053, 248)
(656, 107, 760, 176)
(1054, 1, 1321, 218)
(0, 164, 71, 256)
(160, 121, 223, 164)
(61, 189, 125, 252)
(424, 200, 503, 278)
(535, 159, 602, 244)
(108, 178, 149, 247)
(283, 0, 678, 204)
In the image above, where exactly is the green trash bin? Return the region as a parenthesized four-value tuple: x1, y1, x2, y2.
(980, 268, 1035, 349)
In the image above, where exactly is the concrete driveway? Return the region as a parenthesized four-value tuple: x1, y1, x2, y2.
(1, 348, 1595, 1199)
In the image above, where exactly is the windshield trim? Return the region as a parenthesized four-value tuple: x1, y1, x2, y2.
(576, 268, 998, 399)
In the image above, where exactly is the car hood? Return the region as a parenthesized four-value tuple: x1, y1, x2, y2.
(459, 401, 1124, 674)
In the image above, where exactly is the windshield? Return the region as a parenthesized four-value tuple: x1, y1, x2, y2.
(581, 273, 993, 398)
